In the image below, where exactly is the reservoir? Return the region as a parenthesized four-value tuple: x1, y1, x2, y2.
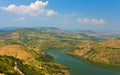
(44, 49, 120, 75)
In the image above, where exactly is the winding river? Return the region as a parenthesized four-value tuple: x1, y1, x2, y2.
(44, 49, 120, 75)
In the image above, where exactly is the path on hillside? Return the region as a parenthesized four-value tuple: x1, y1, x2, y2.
(14, 62, 24, 75)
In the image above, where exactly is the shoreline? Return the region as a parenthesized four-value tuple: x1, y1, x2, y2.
(65, 52, 120, 72)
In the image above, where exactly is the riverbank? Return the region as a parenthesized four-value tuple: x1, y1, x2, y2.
(65, 51, 120, 72)
(44, 48, 120, 75)
(65, 40, 120, 73)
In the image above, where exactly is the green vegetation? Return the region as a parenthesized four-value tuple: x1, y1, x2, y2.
(0, 56, 69, 75)
(0, 28, 91, 50)
(0, 56, 20, 75)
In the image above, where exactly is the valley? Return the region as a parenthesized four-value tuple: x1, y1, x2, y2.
(0, 28, 120, 75)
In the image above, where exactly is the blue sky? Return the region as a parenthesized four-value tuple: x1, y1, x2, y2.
(0, 0, 120, 31)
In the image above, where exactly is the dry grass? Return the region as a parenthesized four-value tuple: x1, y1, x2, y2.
(0, 73, 5, 75)
(101, 39, 120, 48)
(0, 45, 33, 60)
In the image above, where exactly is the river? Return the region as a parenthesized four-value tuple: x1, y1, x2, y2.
(44, 49, 120, 75)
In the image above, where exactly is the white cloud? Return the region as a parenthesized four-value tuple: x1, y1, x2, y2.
(77, 18, 106, 24)
(46, 10, 57, 16)
(1, 0, 57, 16)
(13, 17, 26, 21)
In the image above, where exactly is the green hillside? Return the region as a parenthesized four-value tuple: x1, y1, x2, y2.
(0, 28, 90, 50)
(0, 55, 69, 75)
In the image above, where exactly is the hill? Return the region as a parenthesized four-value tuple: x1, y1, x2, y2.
(66, 39, 120, 67)
(0, 45, 32, 60)
(0, 28, 90, 50)
(0, 44, 69, 75)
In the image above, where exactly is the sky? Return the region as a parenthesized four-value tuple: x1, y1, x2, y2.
(0, 0, 120, 31)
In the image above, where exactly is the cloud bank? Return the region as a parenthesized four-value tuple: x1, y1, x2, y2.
(77, 18, 106, 24)
(1, 0, 57, 16)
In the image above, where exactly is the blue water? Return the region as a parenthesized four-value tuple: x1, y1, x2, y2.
(44, 49, 120, 75)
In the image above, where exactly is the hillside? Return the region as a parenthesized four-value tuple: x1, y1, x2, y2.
(66, 39, 120, 67)
(0, 55, 42, 75)
(0, 55, 70, 75)
(0, 45, 33, 60)
(0, 44, 69, 75)
(0, 28, 90, 50)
